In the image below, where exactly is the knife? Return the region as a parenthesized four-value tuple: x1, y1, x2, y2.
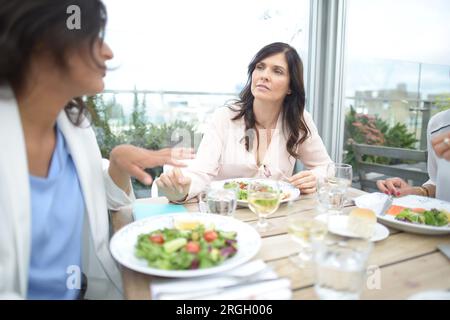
(379, 195, 393, 216)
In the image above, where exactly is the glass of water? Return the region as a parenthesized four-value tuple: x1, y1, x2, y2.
(327, 163, 352, 188)
(198, 188, 209, 213)
(205, 182, 237, 216)
(317, 163, 352, 215)
(313, 236, 373, 300)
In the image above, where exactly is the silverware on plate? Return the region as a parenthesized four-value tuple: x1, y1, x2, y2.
(379, 195, 393, 216)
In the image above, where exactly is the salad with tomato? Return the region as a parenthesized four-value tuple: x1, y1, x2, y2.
(387, 205, 449, 227)
(224, 180, 291, 201)
(135, 223, 238, 270)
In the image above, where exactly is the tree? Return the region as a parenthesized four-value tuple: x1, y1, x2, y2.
(435, 94, 450, 113)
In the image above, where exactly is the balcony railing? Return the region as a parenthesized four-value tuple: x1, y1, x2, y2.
(345, 96, 449, 150)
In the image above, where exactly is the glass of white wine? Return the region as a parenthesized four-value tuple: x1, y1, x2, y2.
(247, 179, 281, 232)
(287, 210, 328, 268)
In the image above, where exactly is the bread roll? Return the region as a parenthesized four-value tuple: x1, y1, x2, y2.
(348, 208, 377, 239)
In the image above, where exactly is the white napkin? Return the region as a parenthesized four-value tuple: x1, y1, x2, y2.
(150, 260, 292, 300)
(354, 192, 389, 215)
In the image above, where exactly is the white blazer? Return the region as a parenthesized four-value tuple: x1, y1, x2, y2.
(0, 86, 135, 299)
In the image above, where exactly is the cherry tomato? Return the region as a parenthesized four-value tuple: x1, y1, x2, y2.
(204, 230, 218, 242)
(149, 234, 164, 244)
(186, 241, 200, 253)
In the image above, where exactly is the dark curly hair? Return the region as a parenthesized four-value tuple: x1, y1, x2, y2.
(230, 42, 310, 159)
(0, 0, 108, 126)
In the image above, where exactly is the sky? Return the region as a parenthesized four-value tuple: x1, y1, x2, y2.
(102, 0, 310, 92)
(345, 0, 450, 97)
(101, 0, 450, 98)
(346, 0, 450, 66)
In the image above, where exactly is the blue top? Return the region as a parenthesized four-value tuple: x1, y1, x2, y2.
(27, 126, 85, 300)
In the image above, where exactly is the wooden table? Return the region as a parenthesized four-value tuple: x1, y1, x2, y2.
(111, 188, 450, 300)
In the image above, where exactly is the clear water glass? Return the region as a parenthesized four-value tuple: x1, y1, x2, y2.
(313, 237, 373, 300)
(318, 163, 353, 215)
(198, 189, 209, 213)
(317, 178, 346, 215)
(327, 162, 352, 190)
(205, 182, 237, 216)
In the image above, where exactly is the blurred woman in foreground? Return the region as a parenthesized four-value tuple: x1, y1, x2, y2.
(0, 0, 193, 299)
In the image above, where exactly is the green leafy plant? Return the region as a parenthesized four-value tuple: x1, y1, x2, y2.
(384, 123, 417, 149)
(344, 106, 417, 168)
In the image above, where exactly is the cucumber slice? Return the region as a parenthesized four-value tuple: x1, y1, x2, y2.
(220, 231, 237, 240)
(163, 238, 187, 253)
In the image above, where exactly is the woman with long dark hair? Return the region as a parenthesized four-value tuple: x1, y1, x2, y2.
(156, 42, 332, 202)
(0, 0, 193, 299)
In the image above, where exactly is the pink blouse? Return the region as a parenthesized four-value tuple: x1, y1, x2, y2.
(165, 106, 332, 200)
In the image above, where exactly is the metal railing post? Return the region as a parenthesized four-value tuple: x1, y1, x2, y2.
(420, 101, 431, 150)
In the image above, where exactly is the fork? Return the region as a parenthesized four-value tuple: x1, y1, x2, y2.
(263, 165, 291, 183)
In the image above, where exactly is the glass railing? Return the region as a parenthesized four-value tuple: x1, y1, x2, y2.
(99, 89, 238, 134)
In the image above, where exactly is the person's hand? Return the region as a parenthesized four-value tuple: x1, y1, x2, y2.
(109, 145, 195, 186)
(431, 131, 450, 161)
(288, 170, 317, 194)
(156, 167, 192, 201)
(376, 177, 416, 197)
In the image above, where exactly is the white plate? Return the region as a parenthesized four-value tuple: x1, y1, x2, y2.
(109, 212, 261, 278)
(218, 178, 300, 207)
(316, 215, 389, 242)
(354, 193, 450, 235)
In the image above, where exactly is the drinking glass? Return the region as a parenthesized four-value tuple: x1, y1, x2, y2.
(327, 163, 352, 188)
(287, 210, 328, 268)
(198, 188, 209, 213)
(247, 179, 281, 232)
(317, 163, 352, 215)
(313, 236, 373, 300)
(205, 182, 237, 216)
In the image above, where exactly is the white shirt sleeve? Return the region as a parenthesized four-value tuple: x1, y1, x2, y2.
(102, 159, 136, 210)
